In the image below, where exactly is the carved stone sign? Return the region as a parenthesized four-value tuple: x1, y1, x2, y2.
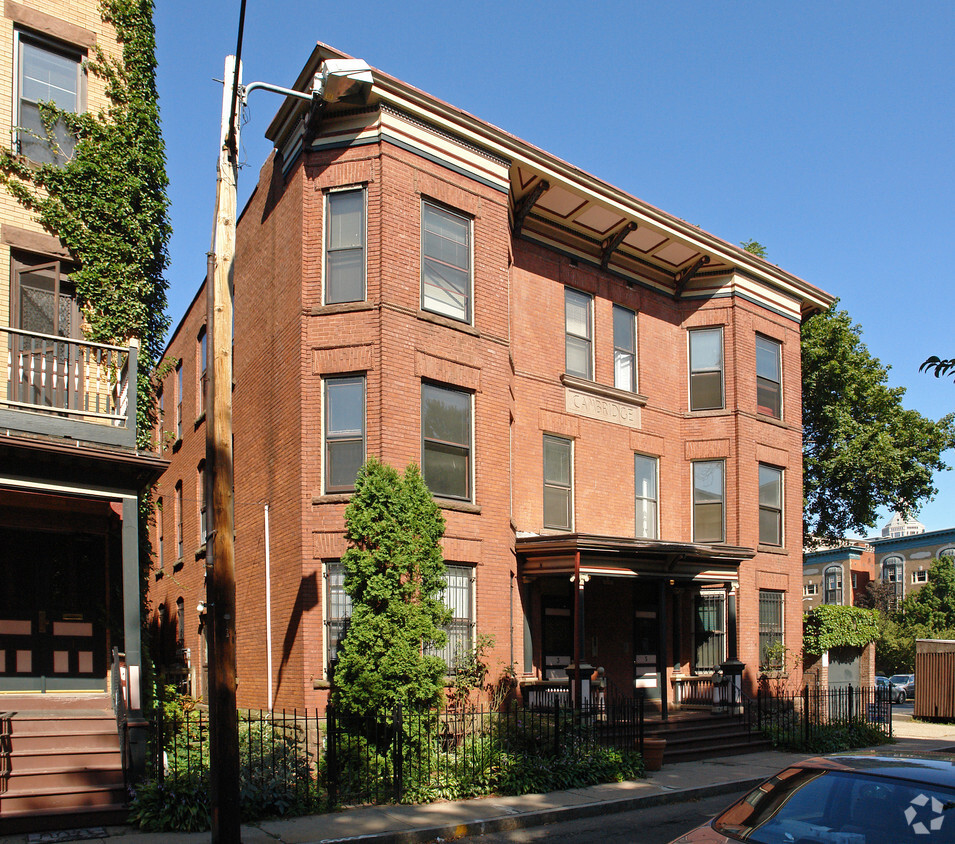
(565, 387, 641, 428)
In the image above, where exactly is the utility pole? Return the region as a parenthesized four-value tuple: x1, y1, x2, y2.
(207, 53, 241, 844)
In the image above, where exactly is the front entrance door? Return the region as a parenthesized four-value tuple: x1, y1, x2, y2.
(0, 528, 107, 691)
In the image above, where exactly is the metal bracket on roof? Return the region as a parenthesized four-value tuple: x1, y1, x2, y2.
(600, 221, 638, 270)
(673, 255, 710, 300)
(511, 180, 549, 237)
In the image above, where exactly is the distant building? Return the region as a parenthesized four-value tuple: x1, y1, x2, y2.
(803, 543, 874, 609)
(869, 527, 955, 611)
(881, 511, 925, 538)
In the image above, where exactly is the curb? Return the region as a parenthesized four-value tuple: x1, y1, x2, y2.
(313, 776, 768, 844)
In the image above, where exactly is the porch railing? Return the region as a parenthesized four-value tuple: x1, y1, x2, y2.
(111, 647, 131, 789)
(672, 675, 715, 707)
(1, 326, 137, 444)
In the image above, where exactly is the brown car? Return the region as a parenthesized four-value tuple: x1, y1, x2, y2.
(671, 750, 955, 843)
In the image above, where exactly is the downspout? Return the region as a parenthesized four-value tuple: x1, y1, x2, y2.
(264, 503, 273, 712)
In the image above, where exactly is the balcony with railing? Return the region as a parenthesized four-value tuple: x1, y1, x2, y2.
(0, 326, 138, 448)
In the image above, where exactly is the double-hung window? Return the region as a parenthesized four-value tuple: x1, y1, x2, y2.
(758, 464, 783, 546)
(324, 376, 365, 493)
(634, 454, 658, 539)
(565, 287, 592, 379)
(421, 202, 471, 322)
(613, 305, 637, 391)
(692, 460, 724, 543)
(198, 461, 207, 545)
(543, 435, 572, 530)
(689, 327, 723, 410)
(175, 363, 183, 439)
(16, 32, 82, 164)
(325, 188, 365, 304)
(758, 590, 784, 670)
(823, 566, 843, 605)
(422, 383, 471, 500)
(756, 335, 782, 418)
(175, 481, 183, 559)
(157, 497, 164, 571)
(325, 561, 352, 674)
(427, 565, 474, 673)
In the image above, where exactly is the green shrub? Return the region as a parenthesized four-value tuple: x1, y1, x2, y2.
(763, 718, 893, 754)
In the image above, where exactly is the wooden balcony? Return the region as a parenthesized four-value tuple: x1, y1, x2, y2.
(0, 327, 137, 448)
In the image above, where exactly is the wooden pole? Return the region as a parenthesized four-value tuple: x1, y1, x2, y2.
(207, 53, 240, 844)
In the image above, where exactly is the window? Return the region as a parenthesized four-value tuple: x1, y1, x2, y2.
(198, 461, 207, 545)
(324, 376, 365, 493)
(882, 557, 902, 582)
(428, 565, 474, 673)
(157, 497, 164, 571)
(823, 565, 843, 605)
(325, 561, 352, 674)
(758, 464, 783, 546)
(16, 32, 82, 164)
(759, 590, 784, 670)
(940, 547, 955, 560)
(756, 335, 782, 418)
(912, 569, 928, 584)
(421, 383, 471, 500)
(564, 288, 593, 379)
(693, 460, 724, 543)
(694, 591, 725, 673)
(176, 362, 183, 439)
(804, 582, 818, 597)
(634, 454, 658, 539)
(689, 327, 724, 410)
(198, 326, 207, 415)
(176, 597, 185, 650)
(421, 202, 470, 322)
(325, 188, 365, 304)
(543, 435, 572, 530)
(157, 387, 164, 439)
(851, 572, 858, 589)
(175, 481, 183, 559)
(613, 305, 637, 391)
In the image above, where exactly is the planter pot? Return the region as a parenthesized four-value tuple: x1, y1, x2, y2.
(639, 736, 666, 771)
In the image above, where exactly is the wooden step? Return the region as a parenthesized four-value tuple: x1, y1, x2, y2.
(0, 803, 128, 835)
(0, 781, 125, 813)
(5, 745, 121, 771)
(3, 727, 120, 752)
(1, 763, 124, 792)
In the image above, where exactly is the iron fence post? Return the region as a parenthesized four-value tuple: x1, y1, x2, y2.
(393, 704, 403, 804)
(803, 685, 810, 746)
(327, 704, 338, 807)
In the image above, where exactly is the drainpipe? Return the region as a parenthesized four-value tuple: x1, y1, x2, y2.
(265, 503, 273, 712)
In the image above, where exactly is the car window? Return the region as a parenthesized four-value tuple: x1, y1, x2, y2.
(712, 768, 955, 843)
(889, 675, 908, 685)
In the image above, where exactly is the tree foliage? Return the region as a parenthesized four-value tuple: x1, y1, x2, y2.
(0, 0, 170, 445)
(900, 555, 955, 630)
(740, 239, 768, 258)
(801, 304, 955, 544)
(803, 605, 880, 655)
(331, 458, 451, 714)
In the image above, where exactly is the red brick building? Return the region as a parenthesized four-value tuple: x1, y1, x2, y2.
(151, 44, 834, 713)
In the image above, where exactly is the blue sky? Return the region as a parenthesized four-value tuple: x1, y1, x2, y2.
(154, 1, 955, 534)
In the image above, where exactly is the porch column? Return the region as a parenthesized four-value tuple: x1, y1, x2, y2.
(727, 582, 738, 661)
(657, 579, 668, 721)
(121, 494, 147, 779)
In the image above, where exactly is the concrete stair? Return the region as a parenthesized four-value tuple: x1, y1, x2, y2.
(0, 694, 128, 833)
(644, 710, 772, 763)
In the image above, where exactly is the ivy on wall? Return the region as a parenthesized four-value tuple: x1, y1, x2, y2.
(0, 0, 170, 447)
(803, 605, 880, 655)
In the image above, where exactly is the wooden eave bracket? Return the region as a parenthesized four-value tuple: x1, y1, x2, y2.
(303, 98, 327, 146)
(600, 221, 638, 269)
(673, 254, 710, 299)
(511, 180, 549, 236)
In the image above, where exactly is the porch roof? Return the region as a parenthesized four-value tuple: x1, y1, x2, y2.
(516, 533, 755, 583)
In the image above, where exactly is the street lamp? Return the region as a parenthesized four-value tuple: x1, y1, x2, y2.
(206, 54, 372, 844)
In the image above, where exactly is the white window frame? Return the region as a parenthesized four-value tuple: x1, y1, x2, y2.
(804, 582, 818, 597)
(324, 560, 352, 678)
(542, 434, 573, 531)
(426, 564, 476, 674)
(758, 464, 784, 546)
(421, 200, 472, 323)
(421, 382, 473, 501)
(912, 569, 928, 584)
(14, 29, 84, 164)
(613, 304, 637, 392)
(756, 334, 782, 419)
(634, 453, 658, 539)
(564, 287, 593, 379)
(823, 565, 843, 605)
(688, 327, 725, 411)
(324, 186, 367, 305)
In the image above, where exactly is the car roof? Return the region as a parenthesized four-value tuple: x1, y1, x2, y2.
(794, 751, 955, 789)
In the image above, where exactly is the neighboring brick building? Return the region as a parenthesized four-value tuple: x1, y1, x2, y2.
(803, 543, 875, 610)
(152, 44, 834, 712)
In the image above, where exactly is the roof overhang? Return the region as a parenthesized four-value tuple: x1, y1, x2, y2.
(517, 533, 755, 583)
(0, 432, 168, 492)
(265, 43, 835, 320)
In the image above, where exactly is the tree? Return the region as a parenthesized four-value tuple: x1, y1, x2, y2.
(0, 0, 170, 445)
(900, 555, 955, 630)
(331, 458, 451, 714)
(740, 239, 768, 258)
(801, 304, 955, 545)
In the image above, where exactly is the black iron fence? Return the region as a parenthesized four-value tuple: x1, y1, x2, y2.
(749, 684, 893, 749)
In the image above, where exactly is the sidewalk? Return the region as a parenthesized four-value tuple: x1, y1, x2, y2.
(12, 717, 955, 844)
